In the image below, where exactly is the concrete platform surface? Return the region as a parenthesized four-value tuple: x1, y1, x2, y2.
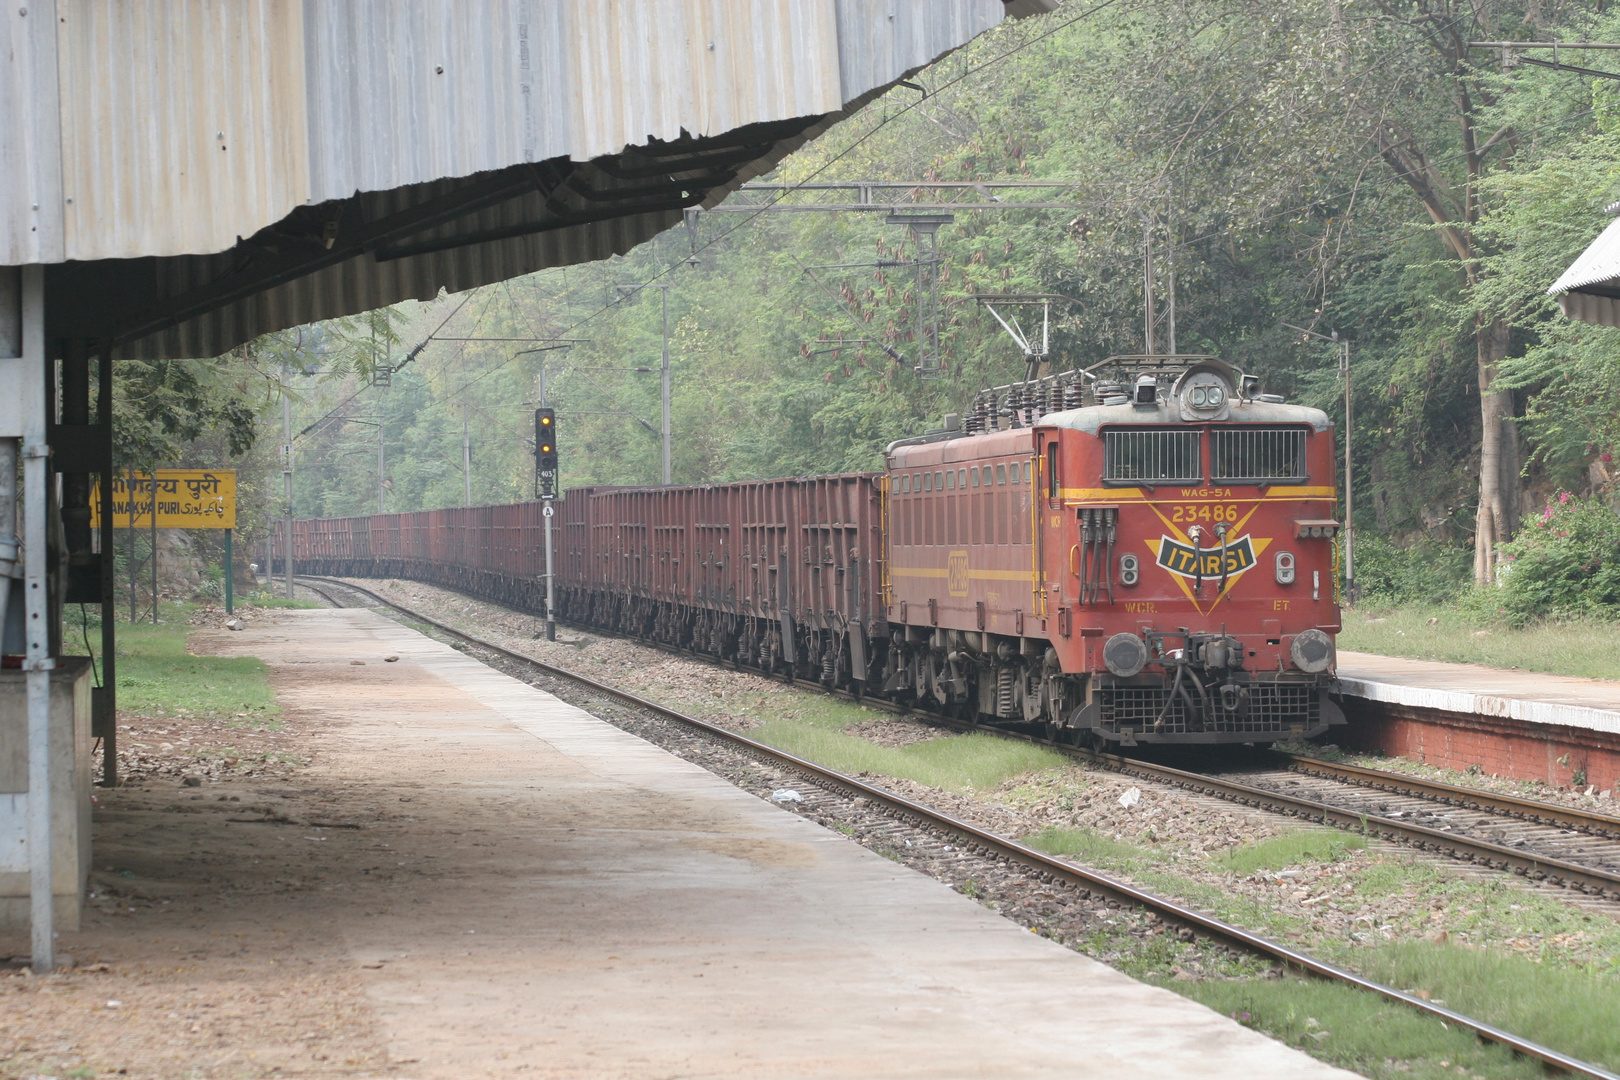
(209, 608, 1354, 1079)
(1339, 650, 1620, 735)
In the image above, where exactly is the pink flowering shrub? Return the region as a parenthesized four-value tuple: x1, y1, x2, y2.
(1497, 492, 1620, 622)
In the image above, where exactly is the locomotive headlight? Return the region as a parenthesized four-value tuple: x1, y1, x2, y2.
(1289, 628, 1334, 673)
(1275, 551, 1296, 585)
(1173, 366, 1237, 420)
(1103, 633, 1149, 678)
(1119, 552, 1140, 586)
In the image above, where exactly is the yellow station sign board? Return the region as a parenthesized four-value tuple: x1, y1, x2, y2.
(90, 470, 236, 529)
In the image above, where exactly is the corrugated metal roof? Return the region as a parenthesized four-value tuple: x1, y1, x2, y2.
(1549, 214, 1620, 296)
(1549, 215, 1620, 325)
(1555, 290, 1620, 328)
(54, 0, 310, 262)
(2, 0, 1052, 358)
(116, 196, 689, 361)
(0, 1, 65, 265)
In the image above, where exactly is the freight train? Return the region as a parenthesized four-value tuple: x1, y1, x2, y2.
(280, 354, 1345, 746)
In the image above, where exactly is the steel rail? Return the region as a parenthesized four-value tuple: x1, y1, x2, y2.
(1277, 753, 1620, 839)
(1091, 753, 1620, 897)
(294, 575, 1617, 1080)
(529, 605, 1620, 894)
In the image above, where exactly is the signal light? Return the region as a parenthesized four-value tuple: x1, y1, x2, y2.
(536, 409, 557, 465)
(535, 408, 558, 496)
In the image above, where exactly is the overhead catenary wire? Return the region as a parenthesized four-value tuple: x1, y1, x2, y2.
(294, 289, 483, 441)
(305, 2, 1562, 472)
(303, 0, 1486, 443)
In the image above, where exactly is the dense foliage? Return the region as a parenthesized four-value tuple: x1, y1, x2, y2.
(1350, 535, 1473, 606)
(209, 0, 1620, 616)
(1498, 492, 1620, 621)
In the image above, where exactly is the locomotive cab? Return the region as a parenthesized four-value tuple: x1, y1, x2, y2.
(883, 356, 1345, 747)
(1040, 358, 1344, 745)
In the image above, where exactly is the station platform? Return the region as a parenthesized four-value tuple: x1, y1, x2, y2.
(97, 607, 1349, 1079)
(1338, 652, 1620, 735)
(1336, 651, 1620, 791)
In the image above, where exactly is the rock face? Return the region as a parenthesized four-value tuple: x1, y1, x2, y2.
(129, 529, 260, 600)
(154, 529, 205, 595)
(233, 551, 261, 594)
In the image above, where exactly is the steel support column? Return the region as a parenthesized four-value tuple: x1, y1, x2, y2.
(95, 343, 116, 784)
(16, 266, 55, 971)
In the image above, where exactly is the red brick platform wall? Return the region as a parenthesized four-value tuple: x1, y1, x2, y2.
(1340, 699, 1620, 794)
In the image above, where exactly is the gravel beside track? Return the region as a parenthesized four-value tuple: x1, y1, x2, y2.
(1277, 755, 1620, 838)
(1099, 755, 1620, 900)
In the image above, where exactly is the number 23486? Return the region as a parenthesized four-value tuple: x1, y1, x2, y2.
(1170, 504, 1240, 523)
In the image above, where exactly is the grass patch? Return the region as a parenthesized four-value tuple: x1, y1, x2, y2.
(1022, 825, 1165, 866)
(1338, 604, 1620, 681)
(747, 722, 1064, 793)
(103, 615, 279, 723)
(1020, 825, 1311, 944)
(1359, 941, 1620, 1072)
(1179, 977, 1543, 1079)
(1217, 829, 1366, 875)
(750, 693, 873, 731)
(240, 590, 320, 609)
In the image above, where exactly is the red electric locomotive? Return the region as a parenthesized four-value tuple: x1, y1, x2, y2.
(883, 355, 1344, 746)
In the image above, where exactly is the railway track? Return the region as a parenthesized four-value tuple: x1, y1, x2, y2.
(1098, 755, 1620, 900)
(294, 574, 1617, 1079)
(1230, 758, 1620, 887)
(1277, 753, 1620, 839)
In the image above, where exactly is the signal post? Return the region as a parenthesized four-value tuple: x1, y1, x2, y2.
(536, 409, 557, 641)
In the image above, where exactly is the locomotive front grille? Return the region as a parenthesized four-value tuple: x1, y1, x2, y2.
(1242, 682, 1320, 730)
(1102, 685, 1192, 733)
(1103, 429, 1201, 484)
(1209, 427, 1307, 484)
(1100, 681, 1319, 736)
